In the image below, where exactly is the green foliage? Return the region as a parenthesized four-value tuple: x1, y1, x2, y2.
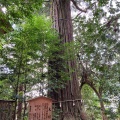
(52, 105, 62, 120)
(0, 0, 120, 119)
(73, 0, 120, 119)
(0, 0, 43, 21)
(0, 79, 13, 99)
(82, 85, 102, 119)
(0, 0, 44, 51)
(0, 14, 59, 100)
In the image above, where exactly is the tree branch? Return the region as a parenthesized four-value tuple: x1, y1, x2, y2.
(106, 14, 120, 27)
(71, 0, 97, 16)
(71, 0, 87, 13)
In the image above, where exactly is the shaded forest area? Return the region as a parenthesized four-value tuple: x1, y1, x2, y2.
(0, 0, 120, 120)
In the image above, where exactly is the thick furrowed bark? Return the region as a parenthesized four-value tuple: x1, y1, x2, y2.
(48, 0, 86, 120)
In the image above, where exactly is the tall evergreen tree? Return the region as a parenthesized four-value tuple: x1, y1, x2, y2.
(48, 0, 87, 120)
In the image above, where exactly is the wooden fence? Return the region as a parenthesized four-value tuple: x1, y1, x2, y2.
(0, 100, 15, 120)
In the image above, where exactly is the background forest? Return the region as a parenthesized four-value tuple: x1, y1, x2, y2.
(0, 0, 120, 120)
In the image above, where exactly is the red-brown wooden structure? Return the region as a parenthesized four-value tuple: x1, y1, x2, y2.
(28, 96, 52, 120)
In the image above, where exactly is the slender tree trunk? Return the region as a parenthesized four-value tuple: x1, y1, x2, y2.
(82, 79, 108, 120)
(99, 88, 108, 120)
(17, 85, 23, 120)
(48, 0, 86, 120)
(23, 84, 27, 120)
(14, 87, 18, 120)
(99, 98, 108, 120)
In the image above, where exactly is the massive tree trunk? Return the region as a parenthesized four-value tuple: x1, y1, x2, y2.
(48, 0, 86, 120)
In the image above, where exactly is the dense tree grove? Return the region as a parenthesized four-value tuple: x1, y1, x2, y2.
(0, 0, 120, 120)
